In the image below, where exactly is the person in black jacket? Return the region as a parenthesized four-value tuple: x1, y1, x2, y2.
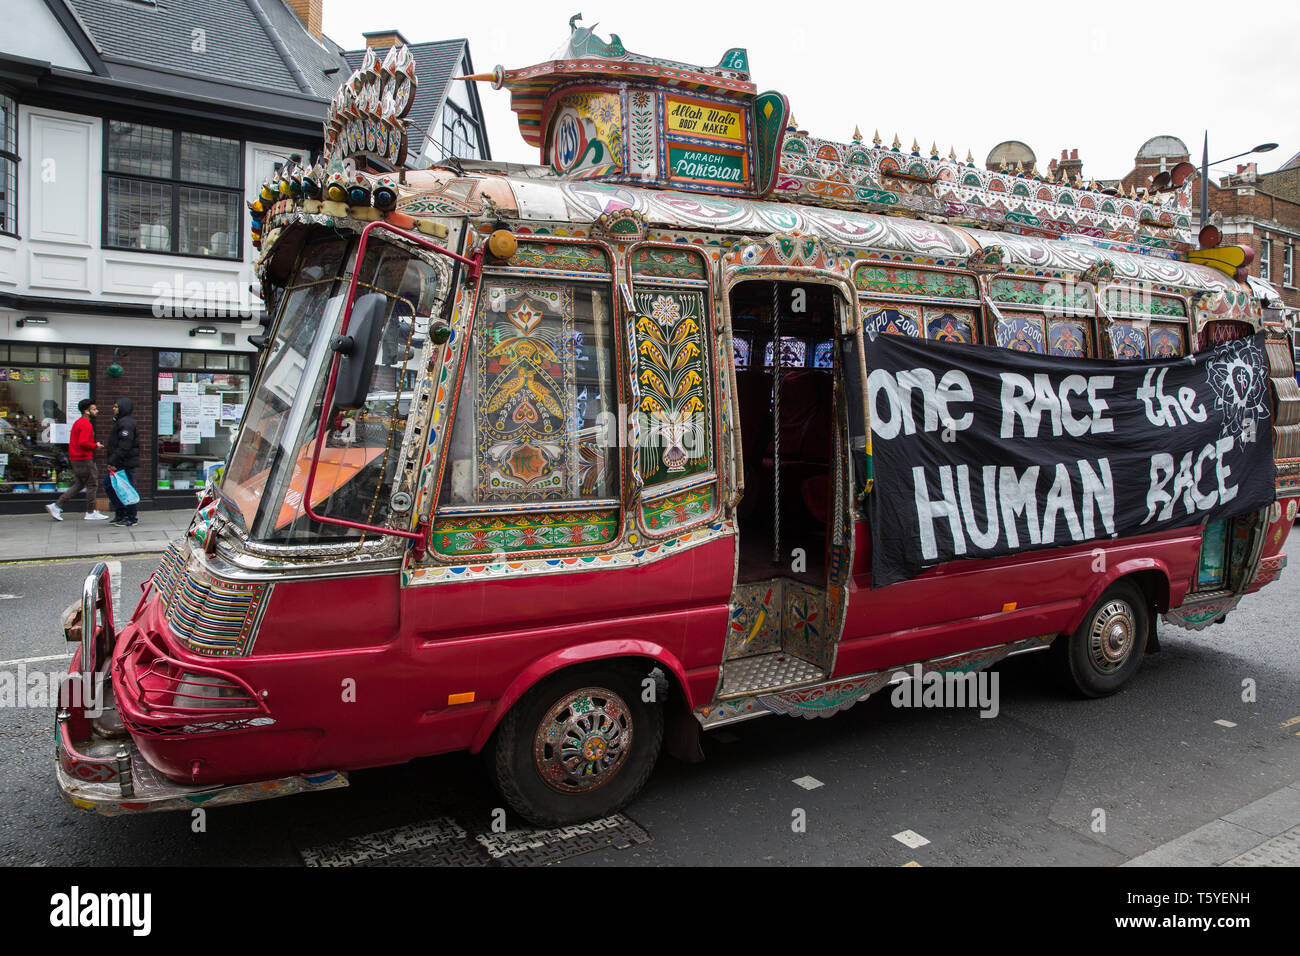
(104, 396, 140, 526)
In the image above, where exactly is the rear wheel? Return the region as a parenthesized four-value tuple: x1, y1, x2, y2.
(1055, 580, 1149, 698)
(490, 665, 663, 827)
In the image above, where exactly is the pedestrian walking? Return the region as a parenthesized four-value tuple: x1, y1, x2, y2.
(104, 396, 140, 527)
(46, 399, 108, 521)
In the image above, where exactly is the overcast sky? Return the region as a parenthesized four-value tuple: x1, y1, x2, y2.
(323, 0, 1300, 180)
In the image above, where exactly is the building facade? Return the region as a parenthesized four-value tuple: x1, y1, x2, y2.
(0, 0, 486, 511)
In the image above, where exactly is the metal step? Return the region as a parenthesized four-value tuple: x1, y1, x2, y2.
(718, 652, 824, 699)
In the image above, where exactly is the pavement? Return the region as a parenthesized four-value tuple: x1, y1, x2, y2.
(0, 506, 192, 562)
(1124, 779, 1300, 867)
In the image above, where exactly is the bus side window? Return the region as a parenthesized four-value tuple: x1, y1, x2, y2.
(438, 278, 618, 508)
(628, 244, 720, 536)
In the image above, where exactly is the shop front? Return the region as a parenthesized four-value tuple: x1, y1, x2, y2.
(0, 315, 257, 513)
(0, 343, 93, 498)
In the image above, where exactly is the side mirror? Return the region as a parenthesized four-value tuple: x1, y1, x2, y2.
(330, 293, 388, 410)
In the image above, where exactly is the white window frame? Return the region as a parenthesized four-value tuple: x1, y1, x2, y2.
(1260, 237, 1271, 281)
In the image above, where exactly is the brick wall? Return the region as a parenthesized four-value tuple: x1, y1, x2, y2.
(92, 344, 156, 501)
(1210, 174, 1300, 313)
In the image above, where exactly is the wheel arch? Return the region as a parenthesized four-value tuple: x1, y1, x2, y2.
(469, 641, 693, 754)
(1067, 558, 1171, 634)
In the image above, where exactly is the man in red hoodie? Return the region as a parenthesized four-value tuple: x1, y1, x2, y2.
(46, 398, 108, 521)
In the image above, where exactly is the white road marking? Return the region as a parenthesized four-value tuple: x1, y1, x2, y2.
(792, 775, 824, 790)
(1214, 719, 1238, 728)
(0, 594, 22, 600)
(892, 829, 931, 849)
(0, 653, 74, 667)
(107, 560, 121, 613)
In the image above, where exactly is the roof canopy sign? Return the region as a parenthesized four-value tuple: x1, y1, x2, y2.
(466, 19, 789, 199)
(324, 45, 418, 168)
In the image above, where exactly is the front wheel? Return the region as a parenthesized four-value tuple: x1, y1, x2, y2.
(489, 665, 663, 827)
(1055, 580, 1150, 698)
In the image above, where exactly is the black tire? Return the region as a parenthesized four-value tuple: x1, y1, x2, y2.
(489, 665, 664, 827)
(1055, 580, 1150, 698)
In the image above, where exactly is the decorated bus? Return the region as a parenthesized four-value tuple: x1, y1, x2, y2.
(56, 23, 1298, 825)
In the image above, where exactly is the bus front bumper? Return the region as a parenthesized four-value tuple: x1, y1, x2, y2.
(55, 689, 348, 817)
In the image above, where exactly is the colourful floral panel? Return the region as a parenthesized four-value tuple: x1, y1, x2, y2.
(633, 289, 713, 486)
(764, 336, 808, 368)
(1147, 323, 1186, 358)
(432, 508, 619, 556)
(924, 308, 975, 344)
(630, 246, 708, 282)
(508, 242, 611, 275)
(1110, 323, 1148, 360)
(641, 483, 717, 535)
(993, 312, 1045, 353)
(861, 304, 921, 338)
(1105, 286, 1188, 318)
(990, 276, 1092, 313)
(1047, 320, 1089, 358)
(854, 265, 978, 301)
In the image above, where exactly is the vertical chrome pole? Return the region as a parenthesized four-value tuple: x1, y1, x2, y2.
(771, 283, 782, 564)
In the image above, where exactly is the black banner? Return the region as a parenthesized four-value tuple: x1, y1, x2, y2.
(863, 330, 1275, 587)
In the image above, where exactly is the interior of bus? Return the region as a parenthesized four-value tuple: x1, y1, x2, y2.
(722, 280, 845, 695)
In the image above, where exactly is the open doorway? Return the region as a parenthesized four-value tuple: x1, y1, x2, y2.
(721, 280, 845, 695)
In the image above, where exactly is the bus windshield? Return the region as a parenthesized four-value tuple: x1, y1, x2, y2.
(220, 232, 443, 543)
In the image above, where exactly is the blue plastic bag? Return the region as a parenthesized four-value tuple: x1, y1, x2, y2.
(110, 470, 140, 506)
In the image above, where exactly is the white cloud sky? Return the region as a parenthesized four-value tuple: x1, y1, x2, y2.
(323, 0, 1300, 180)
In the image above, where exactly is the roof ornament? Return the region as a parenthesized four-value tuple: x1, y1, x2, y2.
(322, 43, 417, 169)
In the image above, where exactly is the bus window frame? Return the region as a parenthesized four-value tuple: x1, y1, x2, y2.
(426, 234, 630, 561)
(983, 271, 1098, 357)
(1098, 283, 1192, 359)
(624, 239, 724, 539)
(301, 218, 480, 551)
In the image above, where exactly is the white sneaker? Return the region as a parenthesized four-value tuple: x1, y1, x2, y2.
(84, 511, 110, 521)
(45, 502, 63, 521)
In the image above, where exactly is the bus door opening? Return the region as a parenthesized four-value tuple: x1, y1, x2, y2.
(721, 280, 844, 693)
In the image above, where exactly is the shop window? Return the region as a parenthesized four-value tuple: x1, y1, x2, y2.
(0, 91, 16, 236)
(104, 121, 242, 259)
(0, 344, 94, 495)
(155, 351, 252, 492)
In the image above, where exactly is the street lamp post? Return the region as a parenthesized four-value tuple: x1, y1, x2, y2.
(1200, 136, 1279, 230)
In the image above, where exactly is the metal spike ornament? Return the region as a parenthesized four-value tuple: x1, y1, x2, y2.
(323, 44, 417, 168)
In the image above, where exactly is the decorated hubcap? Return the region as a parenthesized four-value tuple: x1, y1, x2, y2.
(1088, 600, 1135, 672)
(534, 687, 632, 793)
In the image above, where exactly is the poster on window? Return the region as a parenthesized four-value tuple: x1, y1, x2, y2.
(65, 382, 91, 423)
(863, 331, 1276, 587)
